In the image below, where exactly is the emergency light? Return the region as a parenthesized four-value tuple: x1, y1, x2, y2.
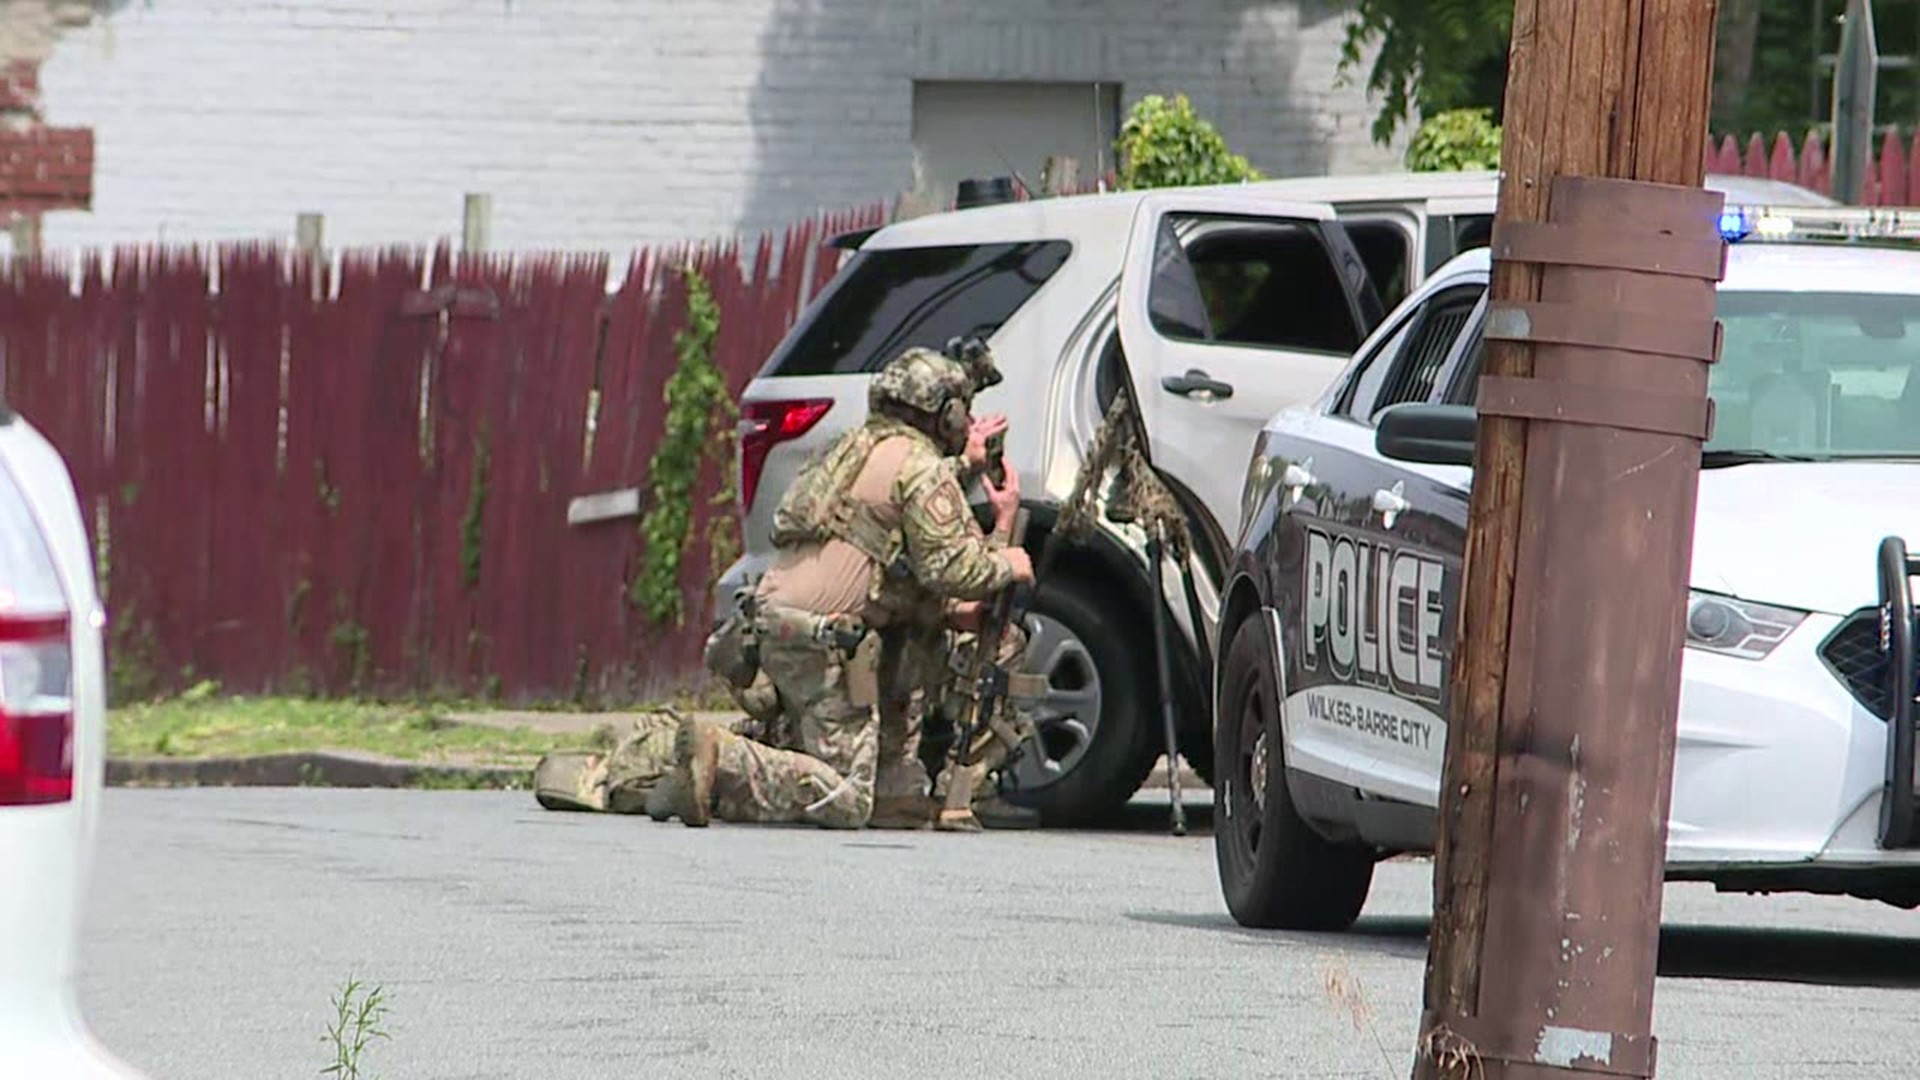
(1717, 205, 1920, 246)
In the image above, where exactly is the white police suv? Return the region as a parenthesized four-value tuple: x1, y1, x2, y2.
(1212, 204, 1920, 930)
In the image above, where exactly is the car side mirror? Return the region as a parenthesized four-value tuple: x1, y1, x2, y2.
(1375, 403, 1477, 467)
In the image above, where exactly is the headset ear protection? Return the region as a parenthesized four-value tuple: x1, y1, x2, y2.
(937, 396, 970, 447)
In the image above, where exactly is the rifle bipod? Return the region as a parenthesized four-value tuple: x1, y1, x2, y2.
(1146, 521, 1188, 837)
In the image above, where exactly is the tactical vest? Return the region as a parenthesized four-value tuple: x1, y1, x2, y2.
(767, 420, 917, 604)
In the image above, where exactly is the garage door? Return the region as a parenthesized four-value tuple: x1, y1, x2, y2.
(910, 80, 1122, 206)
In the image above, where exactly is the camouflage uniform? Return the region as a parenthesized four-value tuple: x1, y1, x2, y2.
(530, 667, 787, 817)
(915, 341, 1047, 828)
(665, 347, 1022, 830)
(533, 709, 709, 817)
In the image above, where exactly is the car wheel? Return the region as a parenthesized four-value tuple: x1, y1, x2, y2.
(997, 573, 1158, 825)
(1213, 613, 1374, 931)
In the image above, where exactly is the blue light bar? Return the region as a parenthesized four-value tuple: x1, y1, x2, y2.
(1716, 205, 1920, 245)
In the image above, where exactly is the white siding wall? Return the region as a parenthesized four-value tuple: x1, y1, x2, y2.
(28, 0, 1406, 255)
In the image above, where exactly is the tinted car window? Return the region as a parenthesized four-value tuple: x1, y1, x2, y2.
(1147, 216, 1213, 341)
(1443, 320, 1486, 405)
(1155, 215, 1366, 356)
(761, 241, 1072, 376)
(1335, 312, 1417, 421)
(1343, 219, 1415, 311)
(1338, 284, 1484, 421)
(1373, 288, 1482, 414)
(1424, 213, 1496, 273)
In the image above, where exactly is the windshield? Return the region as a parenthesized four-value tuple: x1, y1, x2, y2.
(1708, 290, 1920, 459)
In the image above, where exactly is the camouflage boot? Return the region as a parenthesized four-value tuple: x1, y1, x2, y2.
(869, 793, 939, 830)
(666, 716, 720, 827)
(643, 773, 684, 822)
(972, 792, 1042, 830)
(532, 751, 608, 812)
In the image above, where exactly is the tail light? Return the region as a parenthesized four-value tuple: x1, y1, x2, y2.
(738, 398, 833, 511)
(0, 453, 77, 808)
(0, 612, 73, 805)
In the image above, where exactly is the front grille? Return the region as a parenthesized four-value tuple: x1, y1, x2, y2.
(1820, 608, 1891, 720)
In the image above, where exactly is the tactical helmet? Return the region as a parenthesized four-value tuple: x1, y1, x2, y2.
(869, 346, 975, 451)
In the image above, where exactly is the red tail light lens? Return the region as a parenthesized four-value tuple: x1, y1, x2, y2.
(739, 398, 834, 511)
(0, 613, 73, 806)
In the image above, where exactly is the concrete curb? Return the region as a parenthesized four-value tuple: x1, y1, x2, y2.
(107, 751, 530, 790)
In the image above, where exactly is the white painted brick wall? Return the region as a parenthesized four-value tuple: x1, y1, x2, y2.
(32, 0, 1409, 256)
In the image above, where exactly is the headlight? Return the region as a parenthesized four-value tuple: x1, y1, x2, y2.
(1685, 591, 1806, 660)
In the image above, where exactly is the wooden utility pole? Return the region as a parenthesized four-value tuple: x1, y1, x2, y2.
(1413, 2, 1724, 1079)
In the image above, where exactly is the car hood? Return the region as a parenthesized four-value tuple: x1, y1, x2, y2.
(1693, 460, 1920, 615)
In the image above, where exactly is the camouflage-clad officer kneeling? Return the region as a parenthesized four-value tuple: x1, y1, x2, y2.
(870, 336, 1046, 831)
(660, 346, 1034, 829)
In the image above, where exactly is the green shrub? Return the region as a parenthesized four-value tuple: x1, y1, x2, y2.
(1115, 93, 1264, 190)
(1405, 108, 1503, 172)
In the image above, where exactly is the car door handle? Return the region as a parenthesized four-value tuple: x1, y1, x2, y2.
(1372, 482, 1410, 529)
(1161, 370, 1234, 400)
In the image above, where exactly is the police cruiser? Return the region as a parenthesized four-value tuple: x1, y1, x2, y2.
(1213, 204, 1920, 930)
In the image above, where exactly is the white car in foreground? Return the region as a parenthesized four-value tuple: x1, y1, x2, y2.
(1212, 205, 1920, 930)
(0, 403, 144, 1076)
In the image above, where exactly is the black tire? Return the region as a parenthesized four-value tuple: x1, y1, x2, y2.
(1000, 572, 1159, 826)
(1213, 614, 1374, 931)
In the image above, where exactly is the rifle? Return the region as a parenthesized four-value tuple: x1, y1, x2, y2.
(938, 504, 1041, 830)
(942, 386, 1196, 835)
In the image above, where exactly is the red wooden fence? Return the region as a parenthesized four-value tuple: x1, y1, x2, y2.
(1708, 129, 1920, 205)
(0, 199, 892, 705)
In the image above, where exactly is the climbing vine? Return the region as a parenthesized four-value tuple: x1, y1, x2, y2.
(631, 264, 731, 626)
(704, 411, 743, 598)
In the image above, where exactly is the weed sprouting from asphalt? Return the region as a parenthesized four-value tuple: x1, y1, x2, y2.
(321, 976, 390, 1079)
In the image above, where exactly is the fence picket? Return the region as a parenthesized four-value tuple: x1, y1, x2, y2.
(1709, 128, 1918, 205)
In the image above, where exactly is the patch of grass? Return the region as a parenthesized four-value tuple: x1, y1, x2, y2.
(321, 976, 389, 1080)
(108, 695, 599, 767)
(406, 768, 524, 791)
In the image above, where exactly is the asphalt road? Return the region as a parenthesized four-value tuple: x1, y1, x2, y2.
(76, 788, 1920, 1080)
